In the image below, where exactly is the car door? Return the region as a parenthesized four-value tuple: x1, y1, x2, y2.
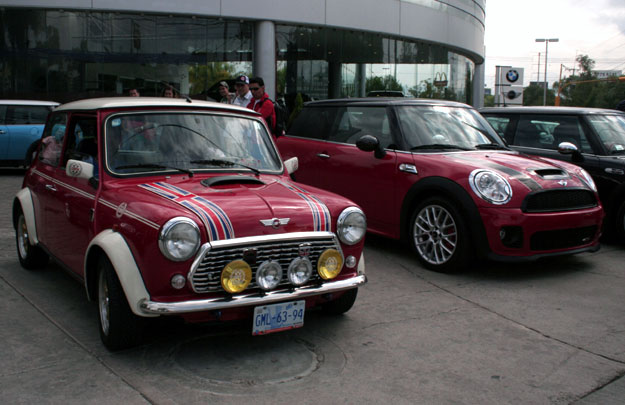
(502, 114, 602, 180)
(278, 105, 399, 235)
(44, 114, 99, 275)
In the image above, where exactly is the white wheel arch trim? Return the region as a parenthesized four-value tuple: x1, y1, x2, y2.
(86, 229, 157, 317)
(15, 188, 39, 245)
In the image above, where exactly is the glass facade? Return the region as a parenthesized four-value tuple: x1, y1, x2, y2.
(1, 8, 475, 106)
(0, 9, 253, 102)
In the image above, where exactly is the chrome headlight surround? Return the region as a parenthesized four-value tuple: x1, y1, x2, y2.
(337, 207, 367, 245)
(579, 168, 597, 192)
(158, 217, 201, 261)
(469, 169, 512, 205)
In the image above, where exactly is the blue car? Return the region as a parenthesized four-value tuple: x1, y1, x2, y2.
(0, 100, 59, 167)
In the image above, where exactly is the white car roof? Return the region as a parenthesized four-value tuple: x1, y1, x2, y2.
(0, 100, 59, 106)
(54, 97, 255, 114)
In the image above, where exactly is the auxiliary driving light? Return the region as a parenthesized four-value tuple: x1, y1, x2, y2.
(221, 260, 252, 293)
(256, 260, 283, 290)
(317, 249, 343, 280)
(170, 274, 187, 290)
(287, 257, 313, 286)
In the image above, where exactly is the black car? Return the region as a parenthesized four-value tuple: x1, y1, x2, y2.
(480, 106, 625, 241)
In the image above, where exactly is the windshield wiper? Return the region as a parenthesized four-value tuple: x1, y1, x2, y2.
(474, 143, 509, 150)
(410, 144, 470, 151)
(190, 159, 261, 175)
(115, 163, 194, 177)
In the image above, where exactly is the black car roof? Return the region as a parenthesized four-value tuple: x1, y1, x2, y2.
(479, 106, 624, 115)
(304, 98, 472, 108)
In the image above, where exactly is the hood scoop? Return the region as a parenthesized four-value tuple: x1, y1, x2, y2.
(532, 168, 568, 180)
(201, 176, 265, 187)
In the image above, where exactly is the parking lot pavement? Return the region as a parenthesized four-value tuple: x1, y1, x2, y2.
(1, 169, 624, 404)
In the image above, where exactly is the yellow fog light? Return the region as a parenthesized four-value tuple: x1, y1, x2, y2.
(317, 249, 343, 280)
(221, 260, 252, 293)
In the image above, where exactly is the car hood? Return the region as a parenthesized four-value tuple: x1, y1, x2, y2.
(440, 151, 592, 191)
(120, 175, 334, 241)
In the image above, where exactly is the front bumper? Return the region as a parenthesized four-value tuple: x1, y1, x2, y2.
(139, 274, 367, 315)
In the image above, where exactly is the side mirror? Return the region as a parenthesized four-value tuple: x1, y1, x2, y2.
(66, 159, 94, 180)
(356, 135, 386, 159)
(557, 142, 584, 162)
(284, 157, 298, 174)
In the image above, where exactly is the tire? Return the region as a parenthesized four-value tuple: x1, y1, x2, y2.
(409, 197, 471, 273)
(97, 256, 144, 351)
(321, 288, 358, 315)
(15, 208, 48, 270)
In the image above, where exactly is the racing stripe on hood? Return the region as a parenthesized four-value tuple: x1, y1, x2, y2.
(277, 180, 331, 232)
(139, 182, 234, 241)
(451, 155, 542, 192)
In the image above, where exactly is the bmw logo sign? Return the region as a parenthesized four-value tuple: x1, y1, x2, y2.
(506, 69, 519, 83)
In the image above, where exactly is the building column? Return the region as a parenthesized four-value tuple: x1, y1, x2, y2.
(328, 61, 342, 99)
(473, 61, 485, 108)
(356, 63, 367, 97)
(254, 21, 276, 99)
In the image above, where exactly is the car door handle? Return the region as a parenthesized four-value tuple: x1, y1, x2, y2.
(316, 153, 330, 159)
(45, 184, 57, 192)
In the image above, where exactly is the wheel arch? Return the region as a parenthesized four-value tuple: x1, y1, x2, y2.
(13, 188, 39, 245)
(399, 176, 490, 258)
(85, 229, 156, 317)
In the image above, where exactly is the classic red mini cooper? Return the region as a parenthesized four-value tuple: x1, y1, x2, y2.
(13, 98, 367, 350)
(276, 98, 604, 273)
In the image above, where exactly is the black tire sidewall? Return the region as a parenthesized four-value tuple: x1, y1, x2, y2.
(409, 197, 471, 273)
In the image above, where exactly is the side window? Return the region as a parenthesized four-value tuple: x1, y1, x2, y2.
(6, 105, 51, 125)
(39, 112, 68, 166)
(515, 115, 591, 153)
(0, 106, 6, 125)
(288, 107, 336, 140)
(484, 116, 511, 141)
(328, 107, 393, 148)
(63, 116, 98, 167)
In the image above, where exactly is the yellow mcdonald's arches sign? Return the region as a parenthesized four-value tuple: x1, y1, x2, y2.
(433, 72, 448, 88)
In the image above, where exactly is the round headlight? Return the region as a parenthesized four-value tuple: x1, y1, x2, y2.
(287, 257, 313, 286)
(256, 260, 283, 291)
(158, 217, 201, 261)
(221, 260, 252, 293)
(469, 169, 512, 205)
(579, 169, 597, 192)
(317, 249, 344, 280)
(337, 207, 367, 245)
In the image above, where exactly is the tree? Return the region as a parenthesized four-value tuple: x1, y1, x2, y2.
(366, 75, 403, 93)
(522, 84, 555, 106)
(188, 62, 238, 96)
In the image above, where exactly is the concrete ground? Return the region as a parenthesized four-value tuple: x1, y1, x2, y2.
(1, 169, 624, 404)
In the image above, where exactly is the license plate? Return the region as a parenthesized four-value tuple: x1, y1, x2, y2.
(252, 300, 305, 335)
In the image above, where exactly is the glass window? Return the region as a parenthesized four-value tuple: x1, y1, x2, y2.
(288, 107, 338, 140)
(39, 112, 68, 166)
(105, 112, 281, 175)
(63, 116, 98, 167)
(484, 116, 512, 141)
(329, 107, 394, 147)
(515, 115, 592, 153)
(5, 105, 52, 125)
(586, 114, 625, 154)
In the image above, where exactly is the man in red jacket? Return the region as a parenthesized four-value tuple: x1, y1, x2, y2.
(247, 77, 276, 135)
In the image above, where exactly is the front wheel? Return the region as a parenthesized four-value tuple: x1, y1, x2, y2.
(614, 201, 625, 243)
(15, 208, 48, 270)
(97, 257, 144, 351)
(409, 197, 471, 273)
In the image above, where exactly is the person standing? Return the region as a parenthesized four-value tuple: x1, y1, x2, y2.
(218, 81, 233, 103)
(128, 88, 140, 97)
(247, 77, 276, 134)
(231, 75, 253, 107)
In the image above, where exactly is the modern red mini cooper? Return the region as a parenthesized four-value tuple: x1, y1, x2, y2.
(276, 98, 604, 273)
(13, 98, 366, 350)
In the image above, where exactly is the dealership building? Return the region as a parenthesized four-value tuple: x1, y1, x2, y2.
(0, 1, 485, 107)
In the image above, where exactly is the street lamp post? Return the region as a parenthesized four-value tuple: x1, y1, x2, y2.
(535, 38, 559, 105)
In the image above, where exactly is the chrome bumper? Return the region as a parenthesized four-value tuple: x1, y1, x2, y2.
(139, 275, 367, 315)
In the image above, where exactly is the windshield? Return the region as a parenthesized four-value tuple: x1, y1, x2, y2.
(586, 114, 625, 154)
(396, 105, 505, 151)
(105, 112, 282, 175)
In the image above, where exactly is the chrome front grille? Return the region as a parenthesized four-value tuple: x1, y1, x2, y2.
(189, 232, 342, 293)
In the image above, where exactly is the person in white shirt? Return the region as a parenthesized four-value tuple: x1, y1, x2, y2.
(231, 75, 253, 107)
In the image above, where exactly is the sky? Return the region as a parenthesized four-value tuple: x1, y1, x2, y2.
(484, 0, 625, 90)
